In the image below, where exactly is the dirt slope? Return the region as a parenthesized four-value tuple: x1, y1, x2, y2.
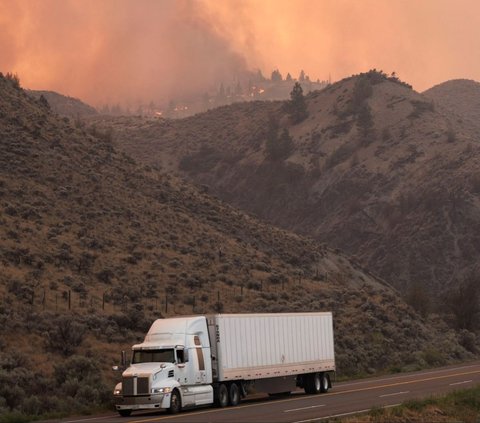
(423, 78, 480, 134)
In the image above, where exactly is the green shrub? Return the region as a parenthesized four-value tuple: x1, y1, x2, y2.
(5, 73, 20, 89)
(351, 76, 373, 113)
(356, 103, 375, 145)
(54, 356, 110, 408)
(0, 411, 32, 423)
(422, 347, 445, 366)
(458, 329, 477, 353)
(284, 82, 308, 124)
(20, 396, 42, 415)
(368, 405, 385, 418)
(54, 356, 100, 385)
(266, 128, 294, 161)
(408, 100, 434, 119)
(45, 316, 86, 356)
(401, 400, 422, 413)
(267, 273, 287, 285)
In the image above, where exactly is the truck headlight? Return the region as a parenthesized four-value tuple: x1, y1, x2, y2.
(114, 388, 122, 396)
(151, 387, 172, 394)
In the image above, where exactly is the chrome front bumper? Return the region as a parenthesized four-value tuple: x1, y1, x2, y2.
(115, 393, 171, 410)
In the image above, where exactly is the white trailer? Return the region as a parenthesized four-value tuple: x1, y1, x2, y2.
(113, 313, 335, 416)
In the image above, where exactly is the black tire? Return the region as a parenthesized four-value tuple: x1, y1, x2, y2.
(304, 373, 321, 394)
(303, 374, 312, 394)
(229, 383, 240, 406)
(313, 373, 321, 394)
(118, 409, 132, 417)
(215, 383, 229, 408)
(320, 373, 330, 393)
(168, 389, 182, 414)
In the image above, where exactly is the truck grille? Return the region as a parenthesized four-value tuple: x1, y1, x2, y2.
(137, 377, 149, 395)
(122, 376, 149, 396)
(122, 377, 134, 396)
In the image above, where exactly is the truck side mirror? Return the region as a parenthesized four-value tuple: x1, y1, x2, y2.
(121, 350, 127, 367)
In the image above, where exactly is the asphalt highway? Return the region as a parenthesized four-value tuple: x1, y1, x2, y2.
(55, 361, 480, 423)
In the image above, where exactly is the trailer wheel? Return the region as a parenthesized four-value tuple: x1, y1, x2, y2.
(320, 373, 330, 393)
(304, 373, 321, 394)
(118, 410, 132, 417)
(215, 383, 229, 407)
(229, 383, 240, 406)
(313, 373, 322, 394)
(168, 389, 182, 414)
(303, 374, 312, 394)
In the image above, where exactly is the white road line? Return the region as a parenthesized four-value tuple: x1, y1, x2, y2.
(379, 390, 409, 398)
(284, 404, 325, 413)
(338, 363, 480, 389)
(449, 380, 472, 386)
(292, 403, 401, 423)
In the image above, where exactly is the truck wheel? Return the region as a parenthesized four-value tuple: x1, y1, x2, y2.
(229, 383, 240, 406)
(215, 383, 229, 408)
(313, 373, 322, 394)
(320, 373, 330, 393)
(304, 373, 321, 394)
(168, 389, 182, 414)
(118, 410, 132, 417)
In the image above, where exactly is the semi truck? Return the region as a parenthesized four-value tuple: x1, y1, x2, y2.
(113, 312, 335, 416)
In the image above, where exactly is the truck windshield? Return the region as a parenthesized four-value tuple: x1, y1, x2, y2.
(132, 349, 175, 364)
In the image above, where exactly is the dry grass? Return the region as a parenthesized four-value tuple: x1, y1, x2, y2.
(340, 385, 480, 423)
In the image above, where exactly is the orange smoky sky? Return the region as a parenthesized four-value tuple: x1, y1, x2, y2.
(1, 0, 480, 106)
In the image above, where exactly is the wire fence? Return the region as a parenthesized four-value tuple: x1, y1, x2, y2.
(1, 272, 330, 317)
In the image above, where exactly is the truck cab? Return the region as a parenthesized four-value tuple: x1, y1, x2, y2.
(114, 316, 213, 416)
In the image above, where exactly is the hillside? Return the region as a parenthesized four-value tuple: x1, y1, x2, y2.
(28, 89, 98, 117)
(423, 79, 480, 133)
(100, 71, 480, 304)
(0, 71, 476, 418)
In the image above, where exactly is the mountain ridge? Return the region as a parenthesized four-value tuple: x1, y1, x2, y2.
(28, 89, 98, 117)
(423, 79, 480, 133)
(101, 71, 480, 301)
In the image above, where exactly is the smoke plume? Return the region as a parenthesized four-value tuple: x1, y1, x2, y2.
(1, 0, 480, 106)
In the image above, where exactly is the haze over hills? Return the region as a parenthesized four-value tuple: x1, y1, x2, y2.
(101, 71, 480, 304)
(2, 72, 474, 416)
(28, 90, 98, 117)
(43, 69, 327, 119)
(24, 70, 326, 119)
